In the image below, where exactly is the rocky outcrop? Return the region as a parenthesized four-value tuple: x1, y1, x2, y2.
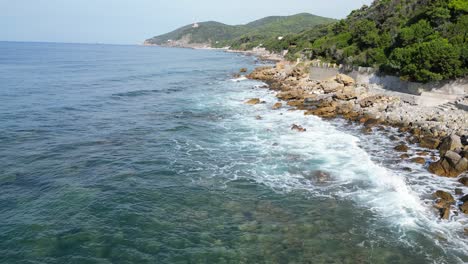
(246, 62, 468, 181)
(429, 151, 468, 178)
(246, 61, 468, 224)
(439, 135, 463, 156)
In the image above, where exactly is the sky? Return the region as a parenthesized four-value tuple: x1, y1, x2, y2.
(0, 0, 373, 45)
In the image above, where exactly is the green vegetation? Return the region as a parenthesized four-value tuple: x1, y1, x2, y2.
(265, 0, 468, 82)
(145, 13, 336, 48)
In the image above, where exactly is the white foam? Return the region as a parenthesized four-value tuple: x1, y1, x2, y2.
(184, 78, 467, 262)
(214, 79, 468, 261)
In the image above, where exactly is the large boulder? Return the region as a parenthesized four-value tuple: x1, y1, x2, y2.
(247, 66, 276, 81)
(419, 137, 440, 149)
(277, 90, 304, 101)
(334, 87, 358, 100)
(434, 190, 455, 203)
(439, 135, 463, 156)
(335, 74, 355, 86)
(429, 151, 468, 177)
(320, 81, 344, 94)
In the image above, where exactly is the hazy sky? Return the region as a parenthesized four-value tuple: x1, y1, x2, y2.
(0, 0, 373, 44)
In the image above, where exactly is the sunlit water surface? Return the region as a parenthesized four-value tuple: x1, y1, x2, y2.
(0, 42, 467, 264)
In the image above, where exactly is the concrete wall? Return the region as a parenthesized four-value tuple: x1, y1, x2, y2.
(309, 64, 467, 98)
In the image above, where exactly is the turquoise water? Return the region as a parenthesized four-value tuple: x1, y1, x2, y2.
(0, 42, 466, 263)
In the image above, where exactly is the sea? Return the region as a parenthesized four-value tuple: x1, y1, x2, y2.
(0, 42, 467, 264)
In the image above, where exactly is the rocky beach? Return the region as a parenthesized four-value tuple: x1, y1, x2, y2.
(245, 60, 468, 225)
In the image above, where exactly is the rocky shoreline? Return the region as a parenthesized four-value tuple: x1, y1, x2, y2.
(244, 61, 468, 226)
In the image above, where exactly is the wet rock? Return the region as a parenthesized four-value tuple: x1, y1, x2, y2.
(458, 176, 468, 186)
(440, 207, 451, 219)
(419, 137, 440, 149)
(400, 154, 410, 159)
(461, 202, 468, 214)
(255, 115, 262, 120)
(434, 190, 455, 219)
(239, 68, 248, 73)
(291, 124, 306, 132)
(455, 188, 463, 195)
(411, 157, 426, 164)
(416, 151, 429, 156)
(245, 98, 261, 105)
(461, 194, 468, 203)
(461, 135, 468, 146)
(335, 74, 355, 86)
(272, 102, 282, 110)
(439, 135, 463, 156)
(362, 127, 373, 134)
(394, 144, 409, 152)
(364, 118, 381, 128)
(434, 190, 455, 204)
(429, 151, 468, 177)
(308, 171, 332, 184)
(389, 135, 399, 141)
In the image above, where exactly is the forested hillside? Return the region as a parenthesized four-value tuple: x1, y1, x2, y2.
(271, 0, 468, 82)
(145, 13, 335, 49)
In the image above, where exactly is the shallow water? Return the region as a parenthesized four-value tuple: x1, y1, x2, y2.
(0, 42, 466, 263)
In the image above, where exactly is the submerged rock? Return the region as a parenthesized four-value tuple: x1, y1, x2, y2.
(245, 98, 261, 105)
(291, 124, 306, 132)
(306, 171, 332, 184)
(411, 157, 426, 164)
(272, 102, 282, 110)
(400, 154, 410, 159)
(394, 144, 409, 152)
